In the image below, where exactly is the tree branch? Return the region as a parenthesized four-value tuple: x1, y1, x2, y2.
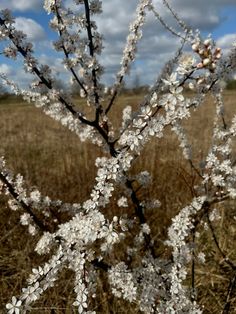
(83, 0, 101, 111)
(222, 274, 236, 314)
(207, 213, 236, 270)
(0, 172, 51, 232)
(54, 5, 88, 96)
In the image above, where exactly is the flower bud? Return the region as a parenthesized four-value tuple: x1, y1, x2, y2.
(192, 43, 199, 52)
(188, 82, 195, 90)
(196, 62, 203, 69)
(113, 216, 118, 223)
(210, 63, 216, 70)
(199, 49, 205, 55)
(197, 78, 205, 85)
(215, 53, 221, 60)
(80, 89, 86, 98)
(203, 58, 210, 66)
(204, 39, 211, 46)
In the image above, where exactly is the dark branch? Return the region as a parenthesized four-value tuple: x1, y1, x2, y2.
(222, 274, 236, 314)
(0, 172, 51, 232)
(84, 0, 101, 112)
(125, 177, 156, 257)
(54, 5, 88, 96)
(207, 213, 236, 270)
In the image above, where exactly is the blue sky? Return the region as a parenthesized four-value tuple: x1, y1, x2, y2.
(213, 5, 236, 37)
(0, 0, 236, 89)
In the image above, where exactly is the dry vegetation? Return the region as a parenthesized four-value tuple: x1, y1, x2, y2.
(1, 91, 236, 313)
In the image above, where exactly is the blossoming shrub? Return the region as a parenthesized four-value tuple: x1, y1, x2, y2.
(1, 0, 236, 313)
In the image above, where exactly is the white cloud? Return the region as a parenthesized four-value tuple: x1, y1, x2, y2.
(216, 33, 236, 58)
(155, 0, 236, 30)
(0, 64, 13, 76)
(217, 33, 236, 48)
(0, 63, 35, 91)
(14, 17, 46, 42)
(0, 0, 41, 11)
(38, 54, 67, 77)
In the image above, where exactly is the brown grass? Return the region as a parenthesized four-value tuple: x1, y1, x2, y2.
(1, 91, 236, 313)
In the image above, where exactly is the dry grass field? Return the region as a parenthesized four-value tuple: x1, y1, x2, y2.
(0, 91, 236, 313)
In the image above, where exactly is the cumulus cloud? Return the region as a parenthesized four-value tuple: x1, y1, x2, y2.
(217, 33, 236, 48)
(216, 33, 236, 58)
(14, 17, 46, 42)
(156, 0, 236, 30)
(0, 63, 35, 91)
(0, 0, 41, 11)
(0, 64, 13, 76)
(38, 54, 67, 77)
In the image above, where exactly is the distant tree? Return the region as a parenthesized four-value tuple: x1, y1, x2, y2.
(226, 79, 236, 90)
(0, 83, 7, 95)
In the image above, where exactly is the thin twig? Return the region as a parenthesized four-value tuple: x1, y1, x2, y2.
(191, 230, 196, 302)
(162, 0, 191, 33)
(207, 213, 236, 270)
(150, 4, 187, 40)
(54, 5, 88, 95)
(0, 172, 51, 232)
(222, 274, 236, 314)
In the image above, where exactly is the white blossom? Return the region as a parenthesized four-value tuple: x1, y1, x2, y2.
(117, 196, 128, 207)
(6, 297, 22, 314)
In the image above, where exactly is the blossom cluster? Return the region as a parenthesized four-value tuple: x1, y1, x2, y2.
(0, 0, 236, 313)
